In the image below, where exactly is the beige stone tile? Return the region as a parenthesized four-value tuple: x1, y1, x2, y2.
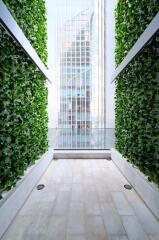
(97, 160, 109, 168)
(112, 192, 134, 215)
(71, 184, 84, 202)
(86, 216, 107, 240)
(61, 177, 72, 184)
(73, 174, 83, 184)
(53, 191, 70, 215)
(67, 202, 85, 234)
(97, 189, 113, 202)
(1, 216, 33, 240)
(108, 236, 128, 240)
(148, 234, 159, 240)
(69, 201, 85, 215)
(62, 168, 73, 178)
(72, 183, 83, 192)
(59, 183, 72, 191)
(67, 235, 86, 240)
(67, 213, 85, 235)
(25, 188, 45, 204)
(46, 215, 66, 240)
(84, 191, 101, 215)
(23, 234, 45, 240)
(40, 191, 57, 202)
(25, 211, 49, 236)
(83, 182, 96, 192)
(37, 201, 55, 215)
(122, 188, 142, 203)
(51, 176, 62, 184)
(101, 202, 126, 235)
(46, 181, 60, 191)
(101, 174, 122, 191)
(131, 201, 159, 235)
(95, 180, 109, 191)
(19, 200, 40, 216)
(122, 215, 149, 240)
(5, 210, 48, 239)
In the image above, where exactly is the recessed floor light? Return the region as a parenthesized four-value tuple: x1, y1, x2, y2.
(124, 184, 132, 190)
(36, 184, 45, 190)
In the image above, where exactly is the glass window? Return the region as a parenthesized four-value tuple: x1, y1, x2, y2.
(55, 0, 105, 136)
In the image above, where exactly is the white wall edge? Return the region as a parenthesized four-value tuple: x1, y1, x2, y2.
(0, 148, 54, 238)
(0, 0, 52, 83)
(111, 12, 159, 83)
(53, 150, 111, 159)
(111, 148, 159, 220)
(105, 0, 116, 128)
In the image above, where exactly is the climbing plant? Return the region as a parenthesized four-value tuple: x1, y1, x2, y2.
(0, 0, 48, 197)
(3, 0, 48, 64)
(115, 0, 159, 185)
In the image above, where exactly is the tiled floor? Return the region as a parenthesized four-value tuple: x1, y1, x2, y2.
(2, 159, 159, 240)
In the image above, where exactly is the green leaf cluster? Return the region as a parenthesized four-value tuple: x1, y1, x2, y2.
(3, 0, 48, 65)
(115, 0, 159, 185)
(0, 1, 48, 196)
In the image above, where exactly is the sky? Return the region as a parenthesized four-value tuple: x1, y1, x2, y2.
(46, 0, 93, 69)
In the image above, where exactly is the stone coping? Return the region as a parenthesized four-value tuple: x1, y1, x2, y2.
(111, 148, 159, 220)
(0, 148, 54, 238)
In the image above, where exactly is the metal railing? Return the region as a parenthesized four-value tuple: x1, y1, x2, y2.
(48, 128, 115, 150)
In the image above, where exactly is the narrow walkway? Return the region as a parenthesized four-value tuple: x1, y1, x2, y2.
(2, 159, 159, 240)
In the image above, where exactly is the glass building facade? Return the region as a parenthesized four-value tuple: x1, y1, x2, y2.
(58, 9, 92, 129)
(50, 0, 109, 149)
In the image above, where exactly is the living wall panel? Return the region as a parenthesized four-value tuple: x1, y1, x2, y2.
(3, 0, 48, 64)
(115, 0, 159, 185)
(0, 0, 48, 196)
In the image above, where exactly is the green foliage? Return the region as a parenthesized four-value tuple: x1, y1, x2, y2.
(3, 0, 47, 65)
(0, 0, 48, 195)
(115, 0, 159, 185)
(115, 0, 159, 66)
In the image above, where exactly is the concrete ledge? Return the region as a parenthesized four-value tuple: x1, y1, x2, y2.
(54, 150, 111, 159)
(0, 0, 52, 83)
(111, 148, 159, 220)
(111, 13, 159, 82)
(0, 148, 54, 238)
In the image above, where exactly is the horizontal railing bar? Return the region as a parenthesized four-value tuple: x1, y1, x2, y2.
(48, 128, 115, 129)
(111, 12, 159, 83)
(54, 149, 110, 150)
(0, 0, 52, 83)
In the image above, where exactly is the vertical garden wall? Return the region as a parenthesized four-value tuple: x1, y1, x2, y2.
(115, 0, 159, 185)
(0, 0, 48, 196)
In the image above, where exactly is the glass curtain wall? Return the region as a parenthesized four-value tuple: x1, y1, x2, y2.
(52, 0, 106, 149)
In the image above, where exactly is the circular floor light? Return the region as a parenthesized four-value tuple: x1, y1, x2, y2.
(36, 184, 45, 190)
(124, 184, 132, 190)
